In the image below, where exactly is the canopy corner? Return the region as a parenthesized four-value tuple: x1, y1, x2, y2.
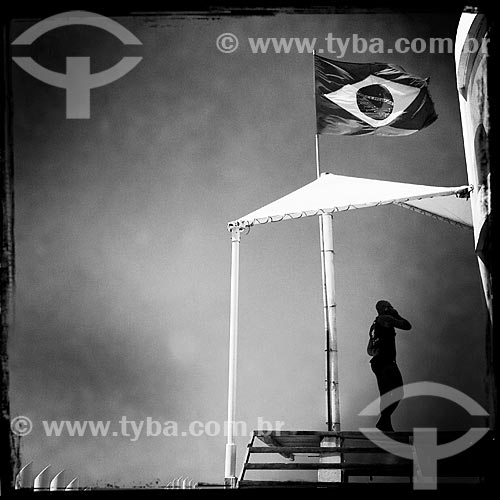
(227, 220, 249, 233)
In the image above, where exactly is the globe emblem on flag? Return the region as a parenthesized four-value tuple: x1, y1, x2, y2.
(356, 84, 394, 120)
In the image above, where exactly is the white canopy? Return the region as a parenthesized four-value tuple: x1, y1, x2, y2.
(228, 173, 472, 230)
(224, 172, 473, 484)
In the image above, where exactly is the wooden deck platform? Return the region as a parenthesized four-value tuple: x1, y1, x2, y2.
(237, 429, 494, 488)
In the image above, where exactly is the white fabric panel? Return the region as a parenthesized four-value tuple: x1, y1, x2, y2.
(228, 173, 471, 229)
(401, 195, 472, 228)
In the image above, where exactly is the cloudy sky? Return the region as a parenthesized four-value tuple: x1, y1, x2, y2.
(9, 7, 488, 487)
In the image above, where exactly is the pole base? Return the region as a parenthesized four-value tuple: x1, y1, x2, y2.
(224, 476, 237, 488)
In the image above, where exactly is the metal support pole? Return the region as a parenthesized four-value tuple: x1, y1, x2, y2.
(318, 209, 341, 482)
(224, 228, 241, 488)
(319, 212, 340, 432)
(315, 132, 340, 430)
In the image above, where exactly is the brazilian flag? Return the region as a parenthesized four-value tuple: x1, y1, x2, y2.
(315, 54, 438, 136)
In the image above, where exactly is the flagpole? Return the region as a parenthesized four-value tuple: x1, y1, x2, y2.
(313, 50, 340, 433)
(314, 51, 321, 179)
(315, 133, 321, 179)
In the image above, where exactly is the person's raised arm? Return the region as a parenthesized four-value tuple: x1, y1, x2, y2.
(378, 308, 412, 330)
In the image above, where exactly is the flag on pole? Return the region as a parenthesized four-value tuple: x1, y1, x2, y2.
(315, 54, 438, 136)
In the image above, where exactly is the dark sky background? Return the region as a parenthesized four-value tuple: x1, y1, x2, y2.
(9, 9, 488, 487)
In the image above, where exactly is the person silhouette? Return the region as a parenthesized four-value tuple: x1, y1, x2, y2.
(367, 300, 412, 432)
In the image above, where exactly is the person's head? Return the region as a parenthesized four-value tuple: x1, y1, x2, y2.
(376, 300, 393, 315)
